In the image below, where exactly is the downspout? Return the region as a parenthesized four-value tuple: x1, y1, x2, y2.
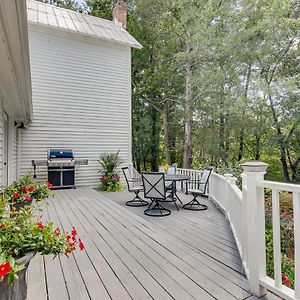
(16, 128, 21, 179)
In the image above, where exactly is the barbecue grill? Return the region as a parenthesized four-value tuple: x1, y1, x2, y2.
(48, 149, 75, 188)
(32, 149, 88, 189)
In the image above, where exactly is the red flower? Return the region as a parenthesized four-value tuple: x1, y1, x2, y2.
(37, 222, 44, 229)
(24, 195, 31, 202)
(0, 262, 12, 280)
(12, 192, 20, 199)
(21, 186, 27, 194)
(282, 274, 291, 287)
(71, 227, 77, 237)
(78, 238, 85, 251)
(28, 186, 36, 192)
(54, 228, 61, 236)
(66, 233, 72, 241)
(46, 182, 53, 189)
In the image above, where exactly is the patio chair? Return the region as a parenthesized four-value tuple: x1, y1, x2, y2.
(167, 164, 177, 175)
(142, 172, 171, 217)
(122, 167, 148, 207)
(165, 164, 181, 207)
(183, 167, 213, 211)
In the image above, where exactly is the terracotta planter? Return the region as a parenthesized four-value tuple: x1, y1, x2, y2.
(0, 252, 35, 300)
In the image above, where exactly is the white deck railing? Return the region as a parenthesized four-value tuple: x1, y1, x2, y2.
(179, 162, 300, 300)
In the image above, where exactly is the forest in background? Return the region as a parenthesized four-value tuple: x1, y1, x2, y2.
(37, 0, 300, 182)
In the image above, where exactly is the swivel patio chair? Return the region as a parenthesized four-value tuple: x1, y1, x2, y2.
(122, 167, 148, 207)
(167, 164, 177, 175)
(183, 167, 213, 211)
(165, 164, 181, 208)
(142, 172, 171, 217)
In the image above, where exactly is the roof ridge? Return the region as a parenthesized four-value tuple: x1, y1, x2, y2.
(26, 0, 142, 49)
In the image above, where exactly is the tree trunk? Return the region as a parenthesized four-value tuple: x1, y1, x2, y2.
(238, 64, 252, 161)
(150, 108, 160, 171)
(183, 59, 193, 169)
(163, 100, 171, 164)
(254, 133, 261, 160)
(267, 93, 290, 181)
(219, 99, 226, 160)
(238, 132, 244, 161)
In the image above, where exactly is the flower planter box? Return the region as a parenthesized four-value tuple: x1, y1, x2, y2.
(0, 252, 35, 300)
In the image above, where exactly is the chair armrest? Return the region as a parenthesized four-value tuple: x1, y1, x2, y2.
(127, 179, 141, 182)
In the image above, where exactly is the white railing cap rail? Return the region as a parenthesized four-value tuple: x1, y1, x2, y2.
(257, 180, 300, 193)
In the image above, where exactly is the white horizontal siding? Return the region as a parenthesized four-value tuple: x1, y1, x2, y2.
(20, 27, 132, 186)
(10, 121, 17, 182)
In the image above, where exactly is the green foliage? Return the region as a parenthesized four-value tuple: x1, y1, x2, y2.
(98, 150, 122, 174)
(115, 0, 300, 178)
(0, 175, 84, 284)
(0, 207, 67, 257)
(98, 151, 123, 192)
(265, 203, 295, 288)
(35, 0, 83, 11)
(85, 0, 115, 19)
(1, 173, 53, 208)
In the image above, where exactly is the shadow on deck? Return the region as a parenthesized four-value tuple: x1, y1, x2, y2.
(27, 187, 277, 300)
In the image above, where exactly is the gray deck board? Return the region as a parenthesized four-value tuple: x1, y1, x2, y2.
(26, 187, 274, 299)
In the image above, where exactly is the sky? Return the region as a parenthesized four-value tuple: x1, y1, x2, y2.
(77, 0, 86, 6)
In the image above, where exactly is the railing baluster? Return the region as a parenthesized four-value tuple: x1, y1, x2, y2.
(293, 192, 300, 299)
(272, 189, 282, 288)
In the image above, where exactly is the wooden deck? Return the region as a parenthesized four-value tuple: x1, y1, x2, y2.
(26, 187, 276, 300)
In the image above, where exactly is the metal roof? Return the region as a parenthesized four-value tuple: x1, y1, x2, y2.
(27, 0, 142, 49)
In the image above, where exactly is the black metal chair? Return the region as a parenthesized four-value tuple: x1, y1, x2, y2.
(142, 172, 171, 217)
(122, 167, 148, 207)
(165, 164, 181, 207)
(183, 167, 213, 211)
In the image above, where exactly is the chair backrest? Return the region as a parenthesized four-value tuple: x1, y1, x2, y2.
(122, 167, 134, 190)
(167, 165, 176, 175)
(142, 172, 166, 200)
(132, 166, 142, 182)
(198, 168, 213, 193)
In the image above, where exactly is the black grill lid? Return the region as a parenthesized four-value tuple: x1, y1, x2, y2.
(48, 149, 74, 159)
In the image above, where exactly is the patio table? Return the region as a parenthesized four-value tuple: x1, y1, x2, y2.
(165, 174, 190, 204)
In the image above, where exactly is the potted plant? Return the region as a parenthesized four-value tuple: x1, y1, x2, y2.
(98, 150, 123, 192)
(1, 173, 53, 211)
(0, 205, 84, 300)
(0, 176, 84, 300)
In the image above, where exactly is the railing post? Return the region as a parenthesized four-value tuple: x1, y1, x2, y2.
(241, 161, 268, 297)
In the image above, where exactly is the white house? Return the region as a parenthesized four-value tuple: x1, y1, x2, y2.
(0, 0, 32, 186)
(19, 0, 142, 186)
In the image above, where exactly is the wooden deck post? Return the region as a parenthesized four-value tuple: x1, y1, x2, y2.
(241, 161, 268, 297)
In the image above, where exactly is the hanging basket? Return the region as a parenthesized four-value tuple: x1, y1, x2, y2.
(0, 252, 36, 300)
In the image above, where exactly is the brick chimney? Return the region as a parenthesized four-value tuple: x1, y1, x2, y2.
(113, 1, 128, 29)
